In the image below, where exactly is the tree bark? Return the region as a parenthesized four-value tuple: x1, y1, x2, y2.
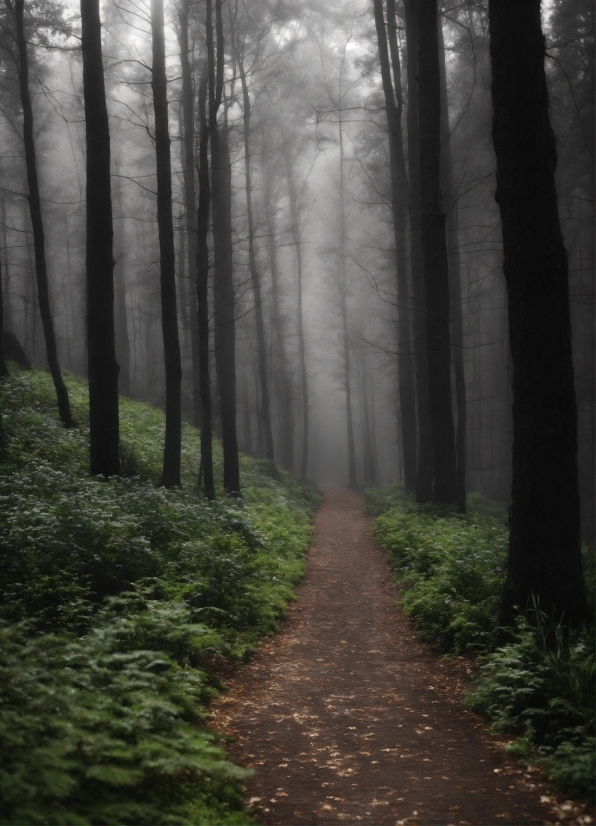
(209, 0, 239, 494)
(404, 0, 434, 502)
(151, 0, 182, 488)
(263, 154, 294, 472)
(489, 0, 588, 620)
(338, 104, 357, 488)
(415, 0, 457, 505)
(373, 0, 417, 491)
(1, 197, 13, 334)
(15, 0, 74, 428)
(236, 42, 275, 462)
(438, 11, 466, 514)
(178, 2, 201, 429)
(196, 62, 214, 498)
(284, 148, 309, 480)
(80, 0, 120, 474)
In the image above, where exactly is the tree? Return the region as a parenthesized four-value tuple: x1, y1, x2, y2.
(415, 0, 457, 505)
(438, 9, 466, 514)
(196, 62, 215, 498)
(489, 0, 589, 620)
(232, 14, 275, 463)
(80, 0, 120, 475)
(177, 0, 201, 428)
(373, 0, 417, 492)
(403, 0, 434, 503)
(208, 0, 239, 494)
(151, 0, 182, 488)
(10, 0, 74, 428)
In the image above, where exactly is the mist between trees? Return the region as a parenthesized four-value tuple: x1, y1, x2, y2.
(0, 1, 593, 538)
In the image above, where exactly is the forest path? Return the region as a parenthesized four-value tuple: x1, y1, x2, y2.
(210, 488, 554, 825)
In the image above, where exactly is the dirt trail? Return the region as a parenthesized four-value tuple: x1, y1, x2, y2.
(211, 488, 557, 825)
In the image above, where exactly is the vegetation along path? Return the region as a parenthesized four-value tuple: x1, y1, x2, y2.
(212, 489, 557, 825)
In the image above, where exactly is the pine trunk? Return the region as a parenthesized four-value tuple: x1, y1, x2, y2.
(151, 0, 182, 488)
(16, 0, 74, 428)
(80, 0, 120, 473)
(489, 0, 588, 620)
(415, 0, 457, 505)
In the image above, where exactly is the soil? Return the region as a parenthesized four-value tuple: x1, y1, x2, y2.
(210, 489, 592, 826)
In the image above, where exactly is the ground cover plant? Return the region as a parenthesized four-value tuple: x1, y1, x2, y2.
(368, 484, 595, 801)
(0, 369, 320, 824)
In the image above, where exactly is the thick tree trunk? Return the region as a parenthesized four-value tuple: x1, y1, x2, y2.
(438, 12, 466, 514)
(415, 0, 457, 505)
(80, 0, 120, 474)
(237, 49, 275, 462)
(373, 0, 417, 491)
(1, 197, 13, 333)
(151, 0, 182, 488)
(489, 0, 588, 620)
(263, 158, 294, 472)
(178, 2, 201, 428)
(284, 148, 309, 480)
(112, 183, 130, 397)
(404, 0, 434, 502)
(209, 0, 239, 494)
(196, 64, 214, 498)
(15, 0, 74, 428)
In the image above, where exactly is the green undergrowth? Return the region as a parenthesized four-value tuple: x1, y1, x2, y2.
(367, 483, 595, 801)
(0, 369, 321, 824)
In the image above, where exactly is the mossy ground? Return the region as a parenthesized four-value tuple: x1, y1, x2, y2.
(0, 368, 320, 824)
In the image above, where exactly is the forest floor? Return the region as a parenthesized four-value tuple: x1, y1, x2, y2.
(210, 488, 588, 826)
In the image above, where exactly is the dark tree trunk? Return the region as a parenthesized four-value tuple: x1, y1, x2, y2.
(151, 0, 182, 488)
(0, 254, 8, 377)
(1, 197, 13, 334)
(415, 0, 457, 505)
(236, 46, 275, 462)
(489, 0, 588, 620)
(438, 13, 466, 514)
(15, 0, 74, 428)
(80, 0, 120, 474)
(178, 2, 201, 428)
(284, 148, 309, 480)
(404, 0, 434, 502)
(263, 156, 294, 472)
(196, 64, 214, 498)
(209, 0, 239, 494)
(374, 0, 417, 491)
(338, 104, 357, 488)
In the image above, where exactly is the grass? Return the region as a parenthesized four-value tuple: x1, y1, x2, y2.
(367, 483, 595, 801)
(0, 368, 321, 824)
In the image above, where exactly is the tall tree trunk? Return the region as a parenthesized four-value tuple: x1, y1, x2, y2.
(438, 11, 466, 514)
(489, 0, 588, 620)
(404, 0, 434, 502)
(151, 0, 182, 488)
(80, 0, 120, 474)
(337, 105, 357, 488)
(360, 347, 376, 486)
(415, 0, 457, 505)
(1, 197, 13, 333)
(0, 253, 8, 377)
(208, 0, 239, 493)
(196, 64, 214, 498)
(284, 148, 309, 480)
(15, 0, 74, 428)
(112, 182, 130, 396)
(178, 2, 201, 428)
(373, 0, 417, 492)
(236, 46, 274, 462)
(263, 156, 294, 472)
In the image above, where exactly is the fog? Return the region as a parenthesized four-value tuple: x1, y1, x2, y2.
(0, 0, 593, 538)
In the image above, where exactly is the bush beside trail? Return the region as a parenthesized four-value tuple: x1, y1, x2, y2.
(0, 370, 321, 824)
(368, 484, 595, 802)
